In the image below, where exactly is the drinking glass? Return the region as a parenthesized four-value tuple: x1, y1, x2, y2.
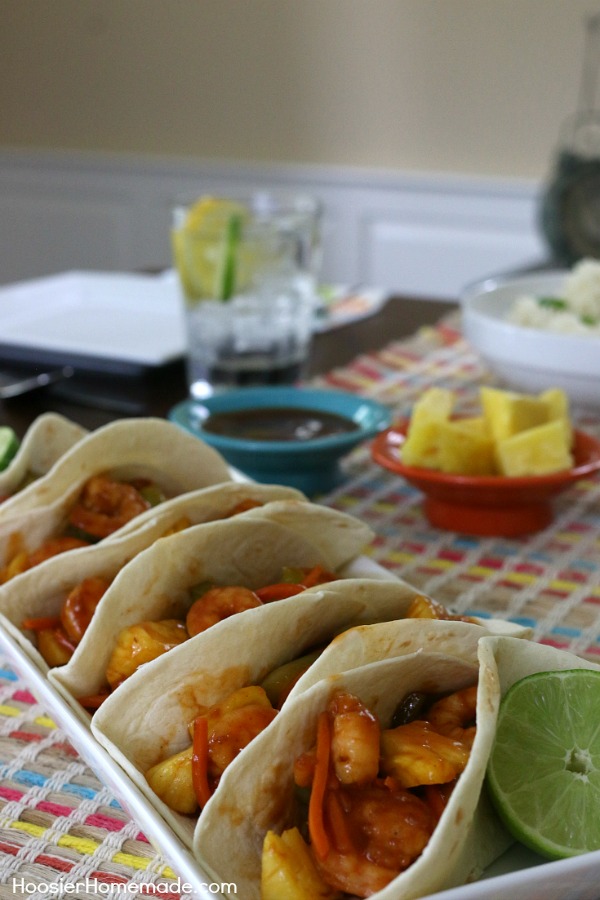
(172, 192, 320, 400)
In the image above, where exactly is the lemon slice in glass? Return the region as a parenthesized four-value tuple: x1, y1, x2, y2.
(172, 196, 248, 303)
(487, 668, 600, 859)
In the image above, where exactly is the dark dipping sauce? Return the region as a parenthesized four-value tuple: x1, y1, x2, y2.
(203, 406, 360, 442)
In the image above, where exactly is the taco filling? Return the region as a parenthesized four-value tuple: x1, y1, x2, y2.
(140, 613, 479, 832)
(146, 685, 279, 816)
(19, 497, 272, 670)
(262, 684, 477, 899)
(1, 473, 168, 583)
(72, 565, 337, 709)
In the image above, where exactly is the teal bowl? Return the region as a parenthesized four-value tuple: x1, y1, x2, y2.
(168, 387, 391, 495)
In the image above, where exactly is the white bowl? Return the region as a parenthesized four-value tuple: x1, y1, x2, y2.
(461, 270, 600, 411)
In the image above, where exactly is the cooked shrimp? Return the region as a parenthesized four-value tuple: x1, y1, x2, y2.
(426, 684, 478, 744)
(185, 586, 262, 636)
(314, 781, 434, 897)
(60, 576, 111, 644)
(298, 687, 473, 897)
(206, 690, 277, 777)
(68, 474, 151, 539)
(28, 536, 90, 567)
(36, 625, 76, 668)
(329, 691, 380, 785)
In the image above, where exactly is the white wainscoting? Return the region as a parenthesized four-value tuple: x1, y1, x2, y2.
(0, 149, 548, 299)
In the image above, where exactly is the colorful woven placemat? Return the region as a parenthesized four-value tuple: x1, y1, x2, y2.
(316, 312, 600, 663)
(0, 658, 185, 897)
(1, 311, 599, 894)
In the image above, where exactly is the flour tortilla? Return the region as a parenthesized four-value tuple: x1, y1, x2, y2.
(285, 603, 531, 703)
(0, 417, 232, 572)
(194, 634, 511, 900)
(0, 483, 306, 672)
(50, 503, 374, 715)
(0, 413, 87, 510)
(0, 416, 231, 520)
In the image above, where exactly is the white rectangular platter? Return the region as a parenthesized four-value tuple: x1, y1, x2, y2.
(1, 558, 599, 899)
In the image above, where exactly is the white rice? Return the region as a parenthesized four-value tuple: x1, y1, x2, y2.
(508, 258, 600, 336)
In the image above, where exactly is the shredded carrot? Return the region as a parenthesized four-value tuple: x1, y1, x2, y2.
(423, 781, 455, 823)
(192, 716, 212, 809)
(302, 565, 334, 588)
(308, 710, 331, 859)
(21, 615, 61, 631)
(325, 789, 354, 852)
(255, 583, 306, 602)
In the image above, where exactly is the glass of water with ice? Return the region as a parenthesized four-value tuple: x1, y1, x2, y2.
(172, 192, 320, 400)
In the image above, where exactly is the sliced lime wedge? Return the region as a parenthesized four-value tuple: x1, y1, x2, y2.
(487, 668, 600, 859)
(0, 427, 19, 471)
(215, 213, 243, 301)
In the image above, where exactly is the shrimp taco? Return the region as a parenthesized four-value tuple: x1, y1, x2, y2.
(0, 413, 87, 508)
(194, 629, 512, 899)
(0, 483, 306, 675)
(49, 502, 374, 717)
(0, 417, 232, 583)
(90, 586, 505, 851)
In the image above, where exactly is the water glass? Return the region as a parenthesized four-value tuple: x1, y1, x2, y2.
(172, 192, 320, 400)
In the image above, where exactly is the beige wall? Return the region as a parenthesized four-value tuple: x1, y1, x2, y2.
(0, 0, 596, 179)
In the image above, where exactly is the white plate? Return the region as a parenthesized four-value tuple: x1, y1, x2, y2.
(0, 270, 187, 369)
(313, 284, 389, 332)
(461, 270, 600, 410)
(1, 557, 600, 898)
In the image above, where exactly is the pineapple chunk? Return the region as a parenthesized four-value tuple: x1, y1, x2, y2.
(437, 417, 496, 475)
(539, 388, 572, 445)
(496, 418, 573, 477)
(401, 384, 575, 478)
(261, 828, 338, 900)
(146, 746, 196, 815)
(480, 386, 549, 442)
(105, 619, 188, 690)
(401, 388, 455, 469)
(539, 387, 569, 421)
(381, 720, 471, 788)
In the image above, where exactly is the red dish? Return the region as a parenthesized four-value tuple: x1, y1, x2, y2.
(371, 422, 600, 537)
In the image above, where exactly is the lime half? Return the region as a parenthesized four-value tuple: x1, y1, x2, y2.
(487, 668, 600, 859)
(0, 427, 19, 471)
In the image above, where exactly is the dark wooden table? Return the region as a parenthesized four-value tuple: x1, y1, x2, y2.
(0, 296, 457, 437)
